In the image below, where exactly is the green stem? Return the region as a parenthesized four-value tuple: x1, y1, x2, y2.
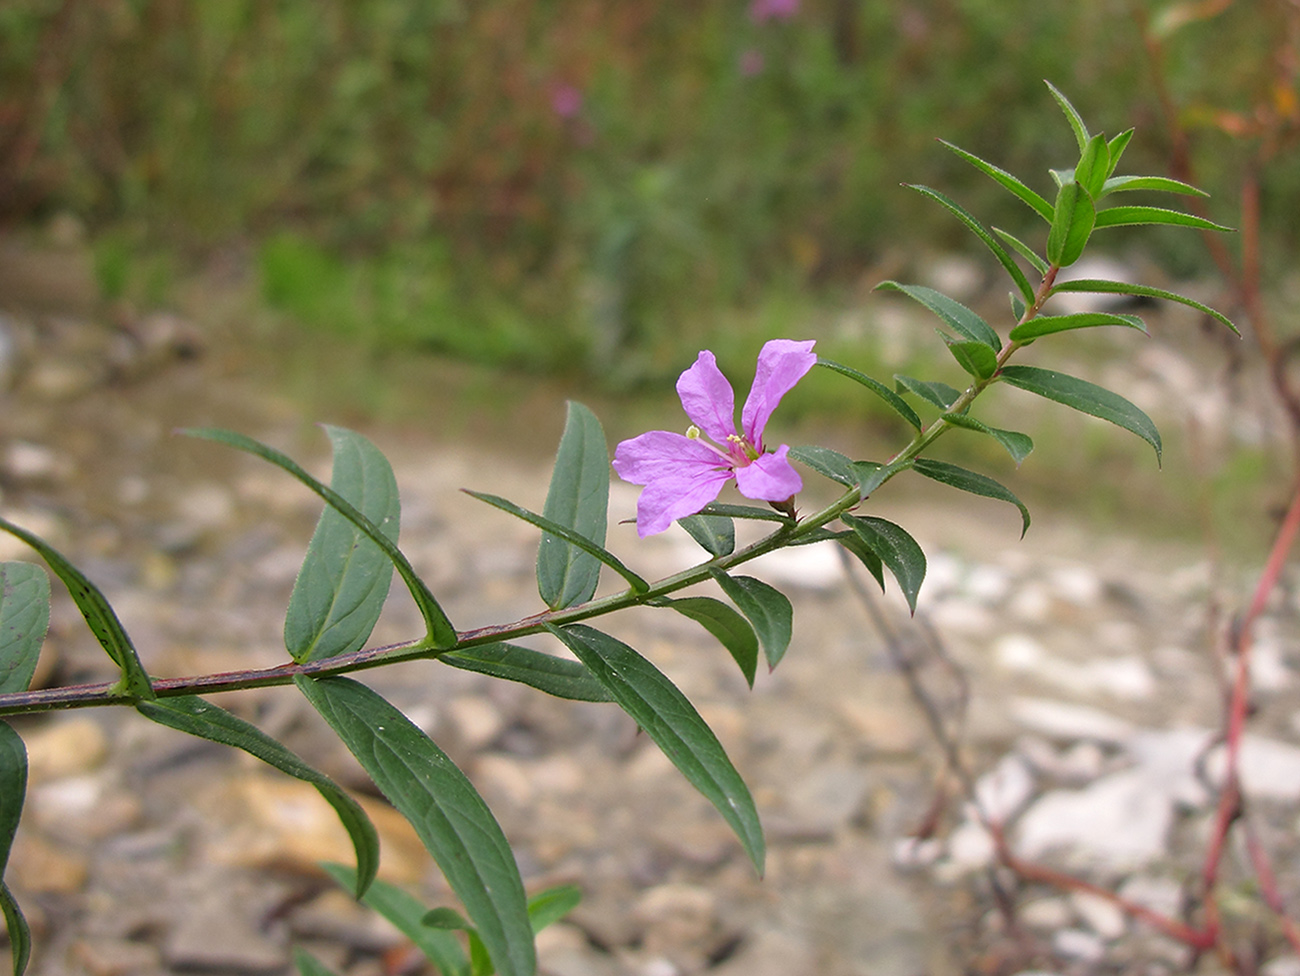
(0, 267, 1062, 717)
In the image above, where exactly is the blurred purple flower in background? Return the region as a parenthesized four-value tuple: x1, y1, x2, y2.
(551, 84, 583, 119)
(613, 339, 817, 537)
(749, 0, 800, 24)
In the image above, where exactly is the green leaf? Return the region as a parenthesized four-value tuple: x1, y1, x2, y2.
(788, 445, 857, 487)
(1046, 80, 1090, 152)
(942, 336, 999, 380)
(442, 643, 612, 702)
(0, 883, 29, 976)
(1046, 181, 1095, 268)
(0, 723, 29, 976)
(1093, 206, 1233, 232)
(875, 282, 1001, 350)
(466, 491, 648, 593)
(835, 530, 886, 592)
(993, 228, 1050, 276)
(1100, 174, 1208, 197)
(546, 625, 765, 874)
(842, 515, 927, 614)
(293, 948, 342, 976)
(941, 413, 1034, 466)
(423, 906, 470, 930)
(1009, 311, 1147, 343)
(537, 403, 610, 610)
(136, 695, 379, 898)
(0, 564, 49, 694)
(854, 459, 908, 499)
(710, 572, 793, 671)
(285, 426, 399, 664)
(0, 725, 25, 875)
(1011, 293, 1027, 321)
(939, 140, 1053, 221)
(298, 676, 532, 976)
(677, 514, 734, 557)
(894, 375, 961, 410)
(1073, 133, 1110, 199)
(184, 428, 458, 649)
(911, 459, 1030, 538)
(1050, 278, 1238, 334)
(0, 518, 153, 700)
(999, 364, 1162, 462)
(1105, 129, 1134, 177)
(696, 503, 793, 523)
(660, 596, 759, 688)
(906, 184, 1036, 303)
(527, 885, 582, 934)
(323, 863, 470, 976)
(814, 359, 922, 430)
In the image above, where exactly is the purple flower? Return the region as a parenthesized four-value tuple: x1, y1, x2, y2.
(551, 84, 582, 119)
(749, 0, 800, 23)
(613, 339, 817, 537)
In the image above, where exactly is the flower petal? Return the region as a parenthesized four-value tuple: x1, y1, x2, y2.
(634, 468, 733, 537)
(733, 444, 802, 501)
(612, 430, 728, 485)
(676, 350, 737, 444)
(740, 339, 817, 447)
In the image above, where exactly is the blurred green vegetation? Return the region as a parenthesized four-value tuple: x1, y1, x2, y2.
(0, 0, 1290, 385)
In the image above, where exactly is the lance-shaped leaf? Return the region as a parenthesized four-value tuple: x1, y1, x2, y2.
(0, 564, 49, 694)
(907, 185, 1036, 303)
(441, 642, 612, 702)
(697, 503, 793, 523)
(1106, 129, 1134, 177)
(0, 518, 152, 700)
(184, 428, 457, 649)
(894, 375, 962, 411)
(1046, 80, 1090, 152)
(939, 141, 1053, 221)
(659, 596, 759, 687)
(285, 426, 399, 663)
(942, 336, 998, 380)
(941, 413, 1034, 466)
(789, 445, 858, 487)
(1073, 133, 1110, 199)
(911, 459, 1030, 537)
(994, 228, 1050, 276)
(1101, 174, 1208, 197)
(1093, 206, 1233, 232)
(136, 695, 379, 898)
(1009, 311, 1147, 343)
(842, 515, 926, 614)
(546, 625, 765, 874)
(1050, 278, 1238, 334)
(815, 359, 922, 430)
(538, 402, 610, 610)
(999, 364, 1162, 462)
(323, 863, 469, 976)
(836, 529, 886, 592)
(854, 459, 907, 499)
(876, 282, 1001, 350)
(526, 885, 582, 933)
(711, 572, 793, 671)
(0, 723, 29, 976)
(296, 676, 533, 976)
(1046, 182, 1095, 268)
(466, 491, 647, 593)
(677, 513, 735, 557)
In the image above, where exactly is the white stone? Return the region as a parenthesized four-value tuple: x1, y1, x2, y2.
(1008, 583, 1053, 623)
(1052, 927, 1106, 962)
(974, 754, 1036, 822)
(965, 564, 1012, 605)
(996, 634, 1046, 671)
(749, 543, 843, 591)
(945, 819, 995, 872)
(1019, 897, 1072, 930)
(1009, 698, 1135, 744)
(1016, 769, 1172, 871)
(1070, 891, 1127, 939)
(1048, 565, 1104, 607)
(1126, 728, 1214, 809)
(1117, 875, 1184, 920)
(1263, 956, 1300, 976)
